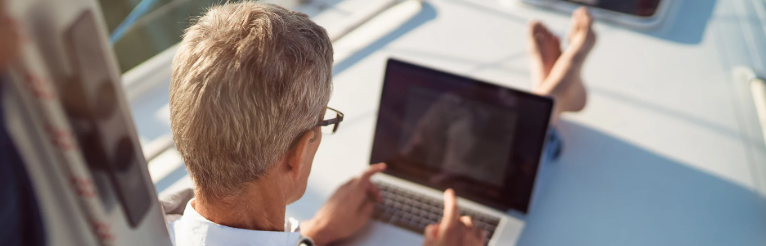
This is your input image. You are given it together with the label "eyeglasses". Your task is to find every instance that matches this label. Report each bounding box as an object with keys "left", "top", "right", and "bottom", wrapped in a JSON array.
[{"left": 318, "top": 107, "right": 344, "bottom": 134}]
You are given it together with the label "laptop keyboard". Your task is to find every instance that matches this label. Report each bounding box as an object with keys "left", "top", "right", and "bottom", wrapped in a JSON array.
[{"left": 372, "top": 181, "right": 501, "bottom": 242}]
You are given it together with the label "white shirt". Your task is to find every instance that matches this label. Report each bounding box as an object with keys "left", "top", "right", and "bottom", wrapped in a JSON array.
[{"left": 168, "top": 199, "right": 303, "bottom": 246}]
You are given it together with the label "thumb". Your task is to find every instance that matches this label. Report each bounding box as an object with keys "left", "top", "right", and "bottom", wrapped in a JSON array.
[{"left": 423, "top": 224, "right": 439, "bottom": 245}]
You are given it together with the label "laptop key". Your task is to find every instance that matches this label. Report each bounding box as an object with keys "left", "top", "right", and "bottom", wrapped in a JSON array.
[{"left": 418, "top": 210, "right": 429, "bottom": 218}]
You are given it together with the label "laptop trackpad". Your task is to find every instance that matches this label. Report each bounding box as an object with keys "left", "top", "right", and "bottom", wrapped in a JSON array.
[{"left": 336, "top": 221, "right": 424, "bottom": 246}]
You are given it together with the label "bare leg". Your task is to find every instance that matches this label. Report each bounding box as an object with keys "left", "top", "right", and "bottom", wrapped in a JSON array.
[
  {"left": 528, "top": 20, "right": 561, "bottom": 89},
  {"left": 528, "top": 7, "right": 596, "bottom": 124}
]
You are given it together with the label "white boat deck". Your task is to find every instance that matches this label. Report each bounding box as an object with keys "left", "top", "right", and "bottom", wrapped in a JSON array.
[{"left": 125, "top": 0, "right": 766, "bottom": 245}]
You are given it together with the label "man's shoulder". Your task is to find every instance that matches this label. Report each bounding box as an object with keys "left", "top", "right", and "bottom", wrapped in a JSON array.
[
  {"left": 166, "top": 216, "right": 181, "bottom": 246},
  {"left": 169, "top": 214, "right": 305, "bottom": 246}
]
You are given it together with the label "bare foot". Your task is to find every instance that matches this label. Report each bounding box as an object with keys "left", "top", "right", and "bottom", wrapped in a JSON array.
[
  {"left": 527, "top": 21, "right": 561, "bottom": 88},
  {"left": 532, "top": 7, "right": 596, "bottom": 123},
  {"left": 564, "top": 7, "right": 596, "bottom": 61}
]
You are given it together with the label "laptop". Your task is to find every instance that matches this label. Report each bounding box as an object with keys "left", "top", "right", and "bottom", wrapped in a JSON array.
[{"left": 338, "top": 59, "right": 554, "bottom": 246}]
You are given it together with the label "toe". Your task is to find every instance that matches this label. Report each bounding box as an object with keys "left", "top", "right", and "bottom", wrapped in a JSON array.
[
  {"left": 574, "top": 7, "right": 593, "bottom": 31},
  {"left": 529, "top": 21, "right": 555, "bottom": 38},
  {"left": 530, "top": 21, "right": 558, "bottom": 46},
  {"left": 568, "top": 7, "right": 594, "bottom": 41},
  {"left": 528, "top": 21, "right": 544, "bottom": 36},
  {"left": 574, "top": 7, "right": 589, "bottom": 20},
  {"left": 528, "top": 21, "right": 545, "bottom": 49}
]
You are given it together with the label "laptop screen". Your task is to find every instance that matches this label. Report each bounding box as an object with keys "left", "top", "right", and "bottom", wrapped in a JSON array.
[
  {"left": 370, "top": 59, "right": 553, "bottom": 213},
  {"left": 561, "top": 0, "right": 662, "bottom": 17}
]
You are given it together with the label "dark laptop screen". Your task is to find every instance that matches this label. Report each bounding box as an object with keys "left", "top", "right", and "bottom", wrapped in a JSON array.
[{"left": 370, "top": 59, "right": 553, "bottom": 213}]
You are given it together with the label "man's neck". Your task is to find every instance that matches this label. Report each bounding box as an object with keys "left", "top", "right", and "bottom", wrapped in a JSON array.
[{"left": 193, "top": 176, "right": 288, "bottom": 232}]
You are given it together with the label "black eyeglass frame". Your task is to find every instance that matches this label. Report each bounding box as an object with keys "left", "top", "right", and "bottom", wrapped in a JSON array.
[{"left": 317, "top": 107, "right": 344, "bottom": 133}]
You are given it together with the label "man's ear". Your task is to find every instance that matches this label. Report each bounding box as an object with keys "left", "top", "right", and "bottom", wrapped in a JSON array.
[{"left": 285, "top": 129, "right": 317, "bottom": 179}]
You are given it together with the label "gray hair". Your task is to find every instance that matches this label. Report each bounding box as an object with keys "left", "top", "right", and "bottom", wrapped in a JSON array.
[{"left": 169, "top": 1, "right": 333, "bottom": 199}]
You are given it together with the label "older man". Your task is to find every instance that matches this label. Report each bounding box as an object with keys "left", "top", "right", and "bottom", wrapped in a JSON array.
[
  {"left": 167, "top": 2, "right": 487, "bottom": 245},
  {"left": 167, "top": 1, "right": 595, "bottom": 246}
]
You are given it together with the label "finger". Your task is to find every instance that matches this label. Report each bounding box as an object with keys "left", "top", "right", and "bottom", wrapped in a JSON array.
[
  {"left": 460, "top": 216, "right": 474, "bottom": 228},
  {"left": 424, "top": 224, "right": 439, "bottom": 239},
  {"left": 469, "top": 224, "right": 483, "bottom": 241},
  {"left": 359, "top": 163, "right": 386, "bottom": 182},
  {"left": 476, "top": 227, "right": 486, "bottom": 242},
  {"left": 346, "top": 180, "right": 369, "bottom": 205},
  {"left": 366, "top": 181, "right": 382, "bottom": 202},
  {"left": 462, "top": 226, "right": 486, "bottom": 246},
  {"left": 478, "top": 229, "right": 488, "bottom": 245},
  {"left": 440, "top": 189, "right": 459, "bottom": 230},
  {"left": 460, "top": 215, "right": 484, "bottom": 242}
]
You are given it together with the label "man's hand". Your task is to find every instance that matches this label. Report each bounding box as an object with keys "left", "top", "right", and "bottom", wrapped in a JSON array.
[
  {"left": 423, "top": 189, "right": 486, "bottom": 246},
  {"left": 302, "top": 163, "right": 386, "bottom": 245}
]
